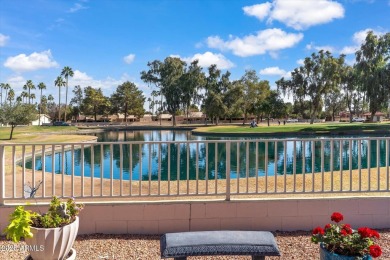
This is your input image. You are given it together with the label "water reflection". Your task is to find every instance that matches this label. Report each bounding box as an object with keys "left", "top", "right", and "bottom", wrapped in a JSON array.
[{"left": 24, "top": 131, "right": 390, "bottom": 181}]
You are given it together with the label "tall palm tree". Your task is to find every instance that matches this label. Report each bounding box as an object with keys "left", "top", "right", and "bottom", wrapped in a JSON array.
[
  {"left": 3, "top": 83, "right": 10, "bottom": 104},
  {"left": 0, "top": 83, "right": 4, "bottom": 105},
  {"left": 48, "top": 94, "right": 54, "bottom": 103},
  {"left": 30, "top": 93, "right": 36, "bottom": 104},
  {"left": 21, "top": 91, "right": 28, "bottom": 103},
  {"left": 61, "top": 66, "right": 74, "bottom": 122},
  {"left": 55, "top": 76, "right": 65, "bottom": 121},
  {"left": 23, "top": 80, "right": 35, "bottom": 104},
  {"left": 37, "top": 82, "right": 47, "bottom": 125},
  {"left": 7, "top": 89, "right": 15, "bottom": 105}
]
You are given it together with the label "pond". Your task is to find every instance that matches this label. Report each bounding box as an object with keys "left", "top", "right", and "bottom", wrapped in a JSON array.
[{"left": 24, "top": 130, "right": 390, "bottom": 181}]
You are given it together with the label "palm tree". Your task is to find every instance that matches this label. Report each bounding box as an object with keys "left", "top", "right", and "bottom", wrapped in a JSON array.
[
  {"left": 30, "top": 93, "right": 36, "bottom": 104},
  {"left": 55, "top": 76, "right": 65, "bottom": 121},
  {"left": 21, "top": 91, "right": 28, "bottom": 103},
  {"left": 61, "top": 66, "right": 74, "bottom": 122},
  {"left": 23, "top": 80, "right": 35, "bottom": 104},
  {"left": 3, "top": 83, "right": 10, "bottom": 104},
  {"left": 7, "top": 89, "right": 15, "bottom": 105},
  {"left": 37, "top": 82, "right": 47, "bottom": 125},
  {"left": 0, "top": 83, "right": 4, "bottom": 105},
  {"left": 48, "top": 94, "right": 54, "bottom": 103}
]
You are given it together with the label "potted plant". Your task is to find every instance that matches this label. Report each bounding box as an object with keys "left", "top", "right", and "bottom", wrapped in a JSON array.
[
  {"left": 3, "top": 196, "right": 84, "bottom": 260},
  {"left": 311, "top": 212, "right": 382, "bottom": 259}
]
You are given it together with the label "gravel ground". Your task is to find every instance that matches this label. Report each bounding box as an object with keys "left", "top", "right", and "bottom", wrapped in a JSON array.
[{"left": 1, "top": 229, "right": 389, "bottom": 260}]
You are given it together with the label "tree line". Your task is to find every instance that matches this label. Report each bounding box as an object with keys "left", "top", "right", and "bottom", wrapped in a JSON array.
[{"left": 0, "top": 31, "right": 389, "bottom": 135}]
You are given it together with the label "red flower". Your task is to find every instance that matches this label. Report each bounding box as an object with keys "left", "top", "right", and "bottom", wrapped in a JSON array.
[
  {"left": 371, "top": 229, "right": 380, "bottom": 239},
  {"left": 369, "top": 245, "right": 382, "bottom": 258},
  {"left": 331, "top": 212, "right": 344, "bottom": 223},
  {"left": 358, "top": 227, "right": 371, "bottom": 238},
  {"left": 312, "top": 226, "right": 325, "bottom": 235},
  {"left": 324, "top": 224, "right": 332, "bottom": 230},
  {"left": 358, "top": 227, "right": 380, "bottom": 239},
  {"left": 342, "top": 224, "right": 353, "bottom": 235},
  {"left": 340, "top": 229, "right": 348, "bottom": 236}
]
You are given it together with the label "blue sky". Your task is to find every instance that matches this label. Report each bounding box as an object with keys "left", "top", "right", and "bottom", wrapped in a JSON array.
[{"left": 0, "top": 0, "right": 389, "bottom": 109}]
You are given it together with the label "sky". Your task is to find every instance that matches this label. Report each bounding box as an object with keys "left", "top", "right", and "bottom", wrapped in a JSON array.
[{"left": 0, "top": 0, "right": 389, "bottom": 110}]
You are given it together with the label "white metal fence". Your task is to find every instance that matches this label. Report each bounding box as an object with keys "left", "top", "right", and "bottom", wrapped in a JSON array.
[{"left": 1, "top": 137, "right": 389, "bottom": 204}]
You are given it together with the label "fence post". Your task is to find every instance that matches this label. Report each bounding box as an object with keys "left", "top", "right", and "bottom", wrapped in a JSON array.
[
  {"left": 0, "top": 145, "right": 5, "bottom": 205},
  {"left": 225, "top": 142, "right": 231, "bottom": 201}
]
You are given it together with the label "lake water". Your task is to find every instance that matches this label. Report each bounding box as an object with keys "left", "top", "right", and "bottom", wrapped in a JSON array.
[{"left": 25, "top": 130, "right": 390, "bottom": 181}]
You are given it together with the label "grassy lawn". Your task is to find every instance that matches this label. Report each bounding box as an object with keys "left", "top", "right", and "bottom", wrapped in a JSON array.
[
  {"left": 0, "top": 126, "right": 91, "bottom": 143},
  {"left": 194, "top": 122, "right": 390, "bottom": 134}
]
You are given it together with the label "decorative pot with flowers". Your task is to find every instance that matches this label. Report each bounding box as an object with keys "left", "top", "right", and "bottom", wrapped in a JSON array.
[
  {"left": 311, "top": 212, "right": 382, "bottom": 259},
  {"left": 3, "top": 196, "right": 84, "bottom": 260}
]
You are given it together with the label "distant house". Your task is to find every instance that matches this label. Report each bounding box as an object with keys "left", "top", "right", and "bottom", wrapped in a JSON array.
[
  {"left": 158, "top": 114, "right": 172, "bottom": 121},
  {"left": 140, "top": 114, "right": 153, "bottom": 122},
  {"left": 363, "top": 112, "right": 386, "bottom": 122},
  {"left": 31, "top": 114, "right": 51, "bottom": 126},
  {"left": 115, "top": 113, "right": 137, "bottom": 122}
]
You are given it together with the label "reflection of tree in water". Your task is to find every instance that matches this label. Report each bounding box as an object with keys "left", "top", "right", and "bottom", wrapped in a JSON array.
[{"left": 23, "top": 131, "right": 390, "bottom": 181}]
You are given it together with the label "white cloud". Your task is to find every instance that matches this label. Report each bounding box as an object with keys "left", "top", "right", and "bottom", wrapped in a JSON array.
[
  {"left": 195, "top": 42, "right": 203, "bottom": 48},
  {"left": 243, "top": 0, "right": 344, "bottom": 30},
  {"left": 69, "top": 70, "right": 136, "bottom": 92},
  {"left": 123, "top": 54, "right": 135, "bottom": 64},
  {"left": 306, "top": 43, "right": 335, "bottom": 53},
  {"left": 207, "top": 28, "right": 303, "bottom": 57},
  {"left": 340, "top": 28, "right": 384, "bottom": 55},
  {"left": 0, "top": 33, "right": 10, "bottom": 47},
  {"left": 68, "top": 3, "right": 88, "bottom": 13},
  {"left": 4, "top": 50, "right": 59, "bottom": 72},
  {"left": 173, "top": 52, "right": 235, "bottom": 70},
  {"left": 296, "top": 59, "right": 304, "bottom": 65},
  {"left": 259, "top": 66, "right": 287, "bottom": 76},
  {"left": 73, "top": 70, "right": 93, "bottom": 81},
  {"left": 243, "top": 2, "right": 272, "bottom": 21},
  {"left": 340, "top": 46, "right": 358, "bottom": 55},
  {"left": 352, "top": 28, "right": 383, "bottom": 44}
]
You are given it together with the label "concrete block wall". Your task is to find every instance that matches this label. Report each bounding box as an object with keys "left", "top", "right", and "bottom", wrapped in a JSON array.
[{"left": 0, "top": 197, "right": 389, "bottom": 235}]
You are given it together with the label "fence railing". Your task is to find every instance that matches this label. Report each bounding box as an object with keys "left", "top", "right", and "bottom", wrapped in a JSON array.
[{"left": 0, "top": 137, "right": 389, "bottom": 204}]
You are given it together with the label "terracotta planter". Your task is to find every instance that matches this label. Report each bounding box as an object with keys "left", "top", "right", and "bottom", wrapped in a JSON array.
[
  {"left": 25, "top": 216, "right": 79, "bottom": 260},
  {"left": 320, "top": 243, "right": 372, "bottom": 260}
]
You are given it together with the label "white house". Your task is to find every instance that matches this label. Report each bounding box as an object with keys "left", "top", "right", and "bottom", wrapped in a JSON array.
[
  {"left": 363, "top": 112, "right": 386, "bottom": 122},
  {"left": 31, "top": 114, "right": 51, "bottom": 126}
]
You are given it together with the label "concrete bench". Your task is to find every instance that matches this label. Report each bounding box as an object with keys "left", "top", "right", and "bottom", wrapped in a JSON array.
[{"left": 160, "top": 230, "right": 280, "bottom": 260}]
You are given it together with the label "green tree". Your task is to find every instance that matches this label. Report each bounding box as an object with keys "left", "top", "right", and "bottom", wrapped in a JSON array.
[
  {"left": 110, "top": 81, "right": 145, "bottom": 122},
  {"left": 325, "top": 91, "right": 345, "bottom": 121},
  {"left": 240, "top": 70, "right": 269, "bottom": 124},
  {"left": 223, "top": 80, "right": 244, "bottom": 123},
  {"left": 203, "top": 65, "right": 227, "bottom": 125},
  {"left": 277, "top": 50, "right": 341, "bottom": 124},
  {"left": 340, "top": 65, "right": 358, "bottom": 122},
  {"left": 37, "top": 82, "right": 46, "bottom": 125},
  {"left": 0, "top": 103, "right": 37, "bottom": 140},
  {"left": 260, "top": 90, "right": 286, "bottom": 126},
  {"left": 180, "top": 60, "right": 205, "bottom": 122},
  {"left": 7, "top": 89, "right": 15, "bottom": 105},
  {"left": 54, "top": 76, "right": 65, "bottom": 121},
  {"left": 141, "top": 60, "right": 164, "bottom": 124},
  {"left": 81, "top": 86, "right": 110, "bottom": 121},
  {"left": 2, "top": 83, "right": 11, "bottom": 106},
  {"left": 70, "top": 85, "right": 83, "bottom": 122},
  {"left": 356, "top": 31, "right": 390, "bottom": 121},
  {"left": 0, "top": 83, "right": 4, "bottom": 105},
  {"left": 23, "top": 80, "right": 35, "bottom": 104},
  {"left": 61, "top": 66, "right": 74, "bottom": 122}
]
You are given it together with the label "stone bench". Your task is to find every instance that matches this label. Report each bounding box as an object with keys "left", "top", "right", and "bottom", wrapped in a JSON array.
[{"left": 160, "top": 230, "right": 280, "bottom": 260}]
